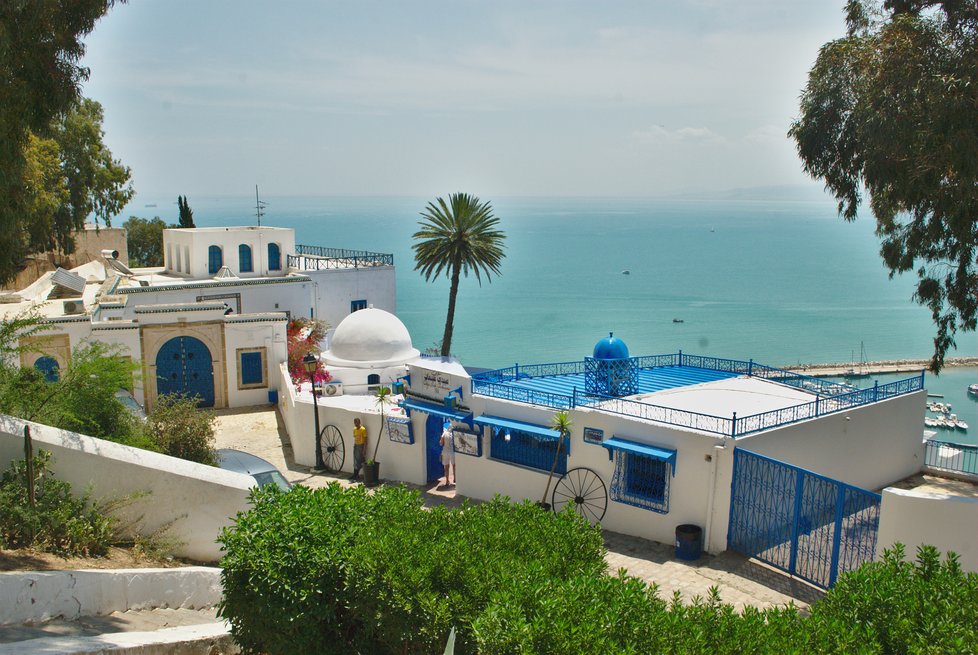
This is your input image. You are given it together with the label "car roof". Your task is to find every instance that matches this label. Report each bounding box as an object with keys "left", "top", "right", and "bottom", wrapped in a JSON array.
[{"left": 216, "top": 448, "right": 280, "bottom": 476}]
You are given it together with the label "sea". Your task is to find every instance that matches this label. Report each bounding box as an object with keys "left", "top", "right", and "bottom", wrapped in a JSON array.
[{"left": 123, "top": 194, "right": 978, "bottom": 445}]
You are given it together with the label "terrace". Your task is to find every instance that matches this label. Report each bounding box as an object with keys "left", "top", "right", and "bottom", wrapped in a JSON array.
[
  {"left": 471, "top": 352, "right": 925, "bottom": 438},
  {"left": 288, "top": 245, "right": 394, "bottom": 271}
]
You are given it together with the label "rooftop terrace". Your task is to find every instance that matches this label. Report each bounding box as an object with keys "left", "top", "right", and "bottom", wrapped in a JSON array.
[{"left": 472, "top": 353, "right": 925, "bottom": 438}]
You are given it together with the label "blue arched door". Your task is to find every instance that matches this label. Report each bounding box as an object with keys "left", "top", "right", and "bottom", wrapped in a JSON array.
[
  {"left": 34, "top": 356, "right": 60, "bottom": 382},
  {"left": 156, "top": 336, "right": 215, "bottom": 407}
]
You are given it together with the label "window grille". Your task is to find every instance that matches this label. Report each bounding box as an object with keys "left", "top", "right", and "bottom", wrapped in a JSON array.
[
  {"left": 239, "top": 244, "right": 253, "bottom": 272},
  {"left": 610, "top": 450, "right": 670, "bottom": 513},
  {"left": 351, "top": 299, "right": 368, "bottom": 312},
  {"left": 489, "top": 426, "right": 567, "bottom": 474}
]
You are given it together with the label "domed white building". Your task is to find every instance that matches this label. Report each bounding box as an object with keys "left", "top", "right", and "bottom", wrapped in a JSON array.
[{"left": 320, "top": 308, "right": 421, "bottom": 394}]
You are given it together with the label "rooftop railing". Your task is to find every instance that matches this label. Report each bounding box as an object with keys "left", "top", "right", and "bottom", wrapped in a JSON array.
[
  {"left": 471, "top": 353, "right": 925, "bottom": 437},
  {"left": 289, "top": 245, "right": 394, "bottom": 270}
]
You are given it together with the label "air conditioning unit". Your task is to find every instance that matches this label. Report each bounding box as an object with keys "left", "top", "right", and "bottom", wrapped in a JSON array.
[
  {"left": 322, "top": 382, "right": 343, "bottom": 397},
  {"left": 63, "top": 300, "right": 84, "bottom": 315}
]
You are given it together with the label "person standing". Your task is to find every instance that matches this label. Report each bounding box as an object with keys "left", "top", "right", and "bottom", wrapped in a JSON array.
[
  {"left": 350, "top": 417, "right": 367, "bottom": 482},
  {"left": 440, "top": 421, "right": 456, "bottom": 486}
]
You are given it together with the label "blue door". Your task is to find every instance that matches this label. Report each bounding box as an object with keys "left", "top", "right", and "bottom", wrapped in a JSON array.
[
  {"left": 426, "top": 414, "right": 444, "bottom": 483},
  {"left": 34, "top": 356, "right": 60, "bottom": 382},
  {"left": 156, "top": 336, "right": 215, "bottom": 407}
]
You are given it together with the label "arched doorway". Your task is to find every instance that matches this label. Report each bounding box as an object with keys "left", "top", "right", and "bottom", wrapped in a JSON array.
[{"left": 155, "top": 336, "right": 215, "bottom": 407}]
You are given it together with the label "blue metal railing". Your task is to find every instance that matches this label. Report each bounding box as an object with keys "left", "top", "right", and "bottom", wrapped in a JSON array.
[
  {"left": 924, "top": 440, "right": 978, "bottom": 476},
  {"left": 289, "top": 245, "right": 394, "bottom": 270},
  {"left": 471, "top": 354, "right": 925, "bottom": 437}
]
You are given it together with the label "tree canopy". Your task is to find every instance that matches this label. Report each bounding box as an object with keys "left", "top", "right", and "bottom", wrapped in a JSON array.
[
  {"left": 0, "top": 1, "right": 123, "bottom": 283},
  {"left": 124, "top": 216, "right": 167, "bottom": 267},
  {"left": 178, "top": 195, "right": 195, "bottom": 228},
  {"left": 412, "top": 193, "right": 506, "bottom": 357},
  {"left": 789, "top": 0, "right": 978, "bottom": 371}
]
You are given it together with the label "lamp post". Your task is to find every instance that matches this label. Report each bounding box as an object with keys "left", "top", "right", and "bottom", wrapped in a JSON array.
[{"left": 303, "top": 353, "right": 325, "bottom": 470}]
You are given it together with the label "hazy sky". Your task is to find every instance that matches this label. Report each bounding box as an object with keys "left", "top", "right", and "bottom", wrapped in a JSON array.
[{"left": 80, "top": 1, "right": 849, "bottom": 199}]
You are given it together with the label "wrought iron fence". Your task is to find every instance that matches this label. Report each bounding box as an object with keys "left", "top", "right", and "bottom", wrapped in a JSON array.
[
  {"left": 470, "top": 380, "right": 575, "bottom": 410},
  {"left": 924, "top": 440, "right": 978, "bottom": 476},
  {"left": 589, "top": 394, "right": 733, "bottom": 435},
  {"left": 289, "top": 245, "right": 394, "bottom": 270}
]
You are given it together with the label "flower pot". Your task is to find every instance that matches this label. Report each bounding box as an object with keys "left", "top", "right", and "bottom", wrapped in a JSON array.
[{"left": 363, "top": 461, "right": 380, "bottom": 487}]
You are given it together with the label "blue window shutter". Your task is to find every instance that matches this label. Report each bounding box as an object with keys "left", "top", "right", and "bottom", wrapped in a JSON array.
[
  {"left": 268, "top": 243, "right": 281, "bottom": 271},
  {"left": 208, "top": 246, "right": 223, "bottom": 274},
  {"left": 240, "top": 351, "right": 264, "bottom": 386},
  {"left": 239, "top": 244, "right": 253, "bottom": 272}
]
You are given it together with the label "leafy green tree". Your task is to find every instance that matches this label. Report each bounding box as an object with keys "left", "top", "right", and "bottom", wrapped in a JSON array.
[
  {"left": 0, "top": 0, "right": 123, "bottom": 283},
  {"left": 412, "top": 193, "right": 506, "bottom": 357},
  {"left": 124, "top": 216, "right": 167, "bottom": 267},
  {"left": 177, "top": 195, "right": 195, "bottom": 228},
  {"left": 146, "top": 395, "right": 217, "bottom": 465},
  {"left": 789, "top": 1, "right": 978, "bottom": 371}
]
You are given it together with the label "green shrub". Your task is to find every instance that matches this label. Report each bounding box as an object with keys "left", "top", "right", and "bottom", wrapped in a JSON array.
[
  {"left": 0, "top": 450, "right": 113, "bottom": 556},
  {"left": 147, "top": 394, "right": 217, "bottom": 465},
  {"left": 218, "top": 484, "right": 605, "bottom": 655}
]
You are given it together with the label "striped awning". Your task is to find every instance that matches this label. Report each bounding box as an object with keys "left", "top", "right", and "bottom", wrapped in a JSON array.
[{"left": 601, "top": 437, "right": 677, "bottom": 475}]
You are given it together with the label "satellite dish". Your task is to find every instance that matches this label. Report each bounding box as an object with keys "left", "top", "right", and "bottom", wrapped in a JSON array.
[{"left": 103, "top": 256, "right": 134, "bottom": 277}]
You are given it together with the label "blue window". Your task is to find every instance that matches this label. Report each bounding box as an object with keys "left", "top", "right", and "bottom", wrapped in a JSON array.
[
  {"left": 238, "top": 244, "right": 253, "bottom": 272},
  {"left": 489, "top": 426, "right": 568, "bottom": 474},
  {"left": 610, "top": 452, "right": 671, "bottom": 513},
  {"left": 208, "top": 245, "right": 223, "bottom": 274},
  {"left": 237, "top": 348, "right": 267, "bottom": 388},
  {"left": 351, "top": 299, "right": 368, "bottom": 312},
  {"left": 34, "top": 356, "right": 60, "bottom": 383},
  {"left": 268, "top": 243, "right": 281, "bottom": 271}
]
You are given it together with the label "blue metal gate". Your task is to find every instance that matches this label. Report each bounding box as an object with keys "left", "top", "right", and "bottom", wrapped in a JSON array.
[
  {"left": 156, "top": 336, "right": 215, "bottom": 407},
  {"left": 426, "top": 414, "right": 444, "bottom": 483},
  {"left": 727, "top": 448, "right": 881, "bottom": 589}
]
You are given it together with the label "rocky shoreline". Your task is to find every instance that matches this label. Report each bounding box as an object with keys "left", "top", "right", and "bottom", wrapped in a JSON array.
[{"left": 785, "top": 357, "right": 978, "bottom": 376}]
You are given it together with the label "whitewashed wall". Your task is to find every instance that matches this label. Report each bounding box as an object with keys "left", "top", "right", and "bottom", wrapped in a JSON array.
[
  {"left": 223, "top": 317, "right": 288, "bottom": 407},
  {"left": 877, "top": 486, "right": 978, "bottom": 573},
  {"left": 308, "top": 267, "right": 396, "bottom": 332},
  {"left": 164, "top": 227, "right": 295, "bottom": 279},
  {"left": 734, "top": 390, "right": 927, "bottom": 490},
  {"left": 0, "top": 416, "right": 252, "bottom": 562}
]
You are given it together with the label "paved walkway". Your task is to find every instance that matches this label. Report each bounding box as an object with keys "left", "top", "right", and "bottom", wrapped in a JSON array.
[{"left": 212, "top": 406, "right": 823, "bottom": 611}]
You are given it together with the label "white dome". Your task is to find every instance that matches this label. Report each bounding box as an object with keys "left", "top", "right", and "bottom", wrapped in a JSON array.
[{"left": 324, "top": 308, "right": 420, "bottom": 367}]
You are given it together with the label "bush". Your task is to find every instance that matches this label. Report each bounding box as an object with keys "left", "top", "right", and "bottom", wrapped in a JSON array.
[
  {"left": 0, "top": 450, "right": 113, "bottom": 556},
  {"left": 218, "top": 484, "right": 605, "bottom": 655},
  {"left": 146, "top": 394, "right": 217, "bottom": 465}
]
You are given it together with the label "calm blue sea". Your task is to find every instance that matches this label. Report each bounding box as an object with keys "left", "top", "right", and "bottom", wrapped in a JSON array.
[{"left": 123, "top": 195, "right": 978, "bottom": 444}]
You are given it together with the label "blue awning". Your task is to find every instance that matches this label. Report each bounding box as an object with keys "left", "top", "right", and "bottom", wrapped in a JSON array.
[
  {"left": 602, "top": 437, "right": 677, "bottom": 475},
  {"left": 473, "top": 415, "right": 560, "bottom": 440},
  {"left": 399, "top": 398, "right": 473, "bottom": 425}
]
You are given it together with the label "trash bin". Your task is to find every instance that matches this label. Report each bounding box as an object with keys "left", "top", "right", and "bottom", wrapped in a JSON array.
[
  {"left": 268, "top": 389, "right": 279, "bottom": 404},
  {"left": 675, "top": 524, "right": 703, "bottom": 561}
]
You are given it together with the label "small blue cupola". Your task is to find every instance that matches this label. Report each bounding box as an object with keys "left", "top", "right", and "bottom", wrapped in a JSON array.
[
  {"left": 585, "top": 332, "right": 638, "bottom": 397},
  {"left": 593, "top": 332, "right": 630, "bottom": 360}
]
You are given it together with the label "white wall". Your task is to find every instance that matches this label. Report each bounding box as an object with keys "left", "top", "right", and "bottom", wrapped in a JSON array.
[
  {"left": 308, "top": 267, "right": 396, "bottom": 331},
  {"left": 223, "top": 317, "right": 288, "bottom": 407},
  {"left": 735, "top": 390, "right": 927, "bottom": 490},
  {"left": 0, "top": 416, "right": 252, "bottom": 562},
  {"left": 164, "top": 227, "right": 295, "bottom": 279},
  {"left": 877, "top": 486, "right": 978, "bottom": 573}
]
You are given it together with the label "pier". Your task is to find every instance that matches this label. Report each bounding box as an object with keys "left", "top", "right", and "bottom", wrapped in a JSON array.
[{"left": 785, "top": 357, "right": 978, "bottom": 378}]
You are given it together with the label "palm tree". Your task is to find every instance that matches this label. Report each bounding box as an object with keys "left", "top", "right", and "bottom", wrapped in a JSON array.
[
  {"left": 369, "top": 385, "right": 392, "bottom": 463},
  {"left": 412, "top": 193, "right": 506, "bottom": 357},
  {"left": 541, "top": 411, "right": 573, "bottom": 508}
]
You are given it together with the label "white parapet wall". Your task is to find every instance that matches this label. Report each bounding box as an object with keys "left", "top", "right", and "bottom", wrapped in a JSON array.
[
  {"left": 0, "top": 415, "right": 253, "bottom": 562},
  {"left": 877, "top": 486, "right": 978, "bottom": 573}
]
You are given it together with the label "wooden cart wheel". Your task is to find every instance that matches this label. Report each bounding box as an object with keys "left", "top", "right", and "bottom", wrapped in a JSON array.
[
  {"left": 319, "top": 424, "right": 345, "bottom": 473},
  {"left": 551, "top": 467, "right": 608, "bottom": 522}
]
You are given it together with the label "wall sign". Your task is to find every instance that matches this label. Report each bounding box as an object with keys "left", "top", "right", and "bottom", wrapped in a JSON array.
[
  {"left": 453, "top": 430, "right": 482, "bottom": 457},
  {"left": 387, "top": 416, "right": 413, "bottom": 444},
  {"left": 583, "top": 427, "right": 604, "bottom": 444}
]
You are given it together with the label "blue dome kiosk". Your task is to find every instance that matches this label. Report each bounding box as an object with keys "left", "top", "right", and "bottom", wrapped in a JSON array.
[{"left": 585, "top": 332, "right": 638, "bottom": 397}]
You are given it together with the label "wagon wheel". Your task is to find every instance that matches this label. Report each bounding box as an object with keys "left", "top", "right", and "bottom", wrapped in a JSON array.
[
  {"left": 551, "top": 467, "right": 608, "bottom": 522},
  {"left": 319, "top": 424, "right": 345, "bottom": 473}
]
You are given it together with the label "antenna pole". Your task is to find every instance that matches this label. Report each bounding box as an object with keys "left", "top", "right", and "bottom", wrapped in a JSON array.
[{"left": 255, "top": 185, "right": 262, "bottom": 226}]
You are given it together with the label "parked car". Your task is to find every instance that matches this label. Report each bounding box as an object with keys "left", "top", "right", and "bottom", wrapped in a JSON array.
[
  {"left": 115, "top": 389, "right": 147, "bottom": 420},
  {"left": 217, "top": 449, "right": 292, "bottom": 492}
]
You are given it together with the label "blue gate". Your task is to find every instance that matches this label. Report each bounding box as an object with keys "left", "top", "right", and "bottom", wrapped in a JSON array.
[
  {"left": 727, "top": 448, "right": 881, "bottom": 589},
  {"left": 426, "top": 414, "right": 444, "bottom": 483},
  {"left": 156, "top": 336, "right": 215, "bottom": 407}
]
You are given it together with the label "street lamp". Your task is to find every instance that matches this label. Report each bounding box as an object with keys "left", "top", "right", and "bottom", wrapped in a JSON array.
[{"left": 302, "top": 353, "right": 325, "bottom": 470}]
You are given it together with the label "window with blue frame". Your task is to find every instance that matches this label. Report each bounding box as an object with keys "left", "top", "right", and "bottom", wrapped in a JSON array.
[
  {"left": 33, "top": 356, "right": 60, "bottom": 382},
  {"left": 208, "top": 245, "right": 223, "bottom": 274},
  {"left": 236, "top": 347, "right": 267, "bottom": 389},
  {"left": 610, "top": 451, "right": 671, "bottom": 513},
  {"left": 268, "top": 243, "right": 281, "bottom": 271},
  {"left": 351, "top": 299, "right": 368, "bottom": 312},
  {"left": 489, "top": 426, "right": 568, "bottom": 474},
  {"left": 238, "top": 244, "right": 253, "bottom": 272}
]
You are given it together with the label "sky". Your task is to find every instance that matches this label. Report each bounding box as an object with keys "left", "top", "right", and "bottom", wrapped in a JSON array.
[{"left": 80, "top": 0, "right": 850, "bottom": 200}]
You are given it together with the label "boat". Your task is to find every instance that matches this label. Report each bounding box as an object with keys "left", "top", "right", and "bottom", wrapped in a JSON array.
[
  {"left": 672, "top": 318, "right": 684, "bottom": 324},
  {"left": 843, "top": 342, "right": 871, "bottom": 380},
  {"left": 621, "top": 270, "right": 630, "bottom": 275},
  {"left": 968, "top": 383, "right": 978, "bottom": 397}
]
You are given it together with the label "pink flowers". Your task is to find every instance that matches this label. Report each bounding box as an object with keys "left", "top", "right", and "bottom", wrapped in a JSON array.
[{"left": 287, "top": 318, "right": 332, "bottom": 387}]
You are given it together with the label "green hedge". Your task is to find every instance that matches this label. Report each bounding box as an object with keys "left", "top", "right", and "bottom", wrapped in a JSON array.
[{"left": 219, "top": 484, "right": 978, "bottom": 655}]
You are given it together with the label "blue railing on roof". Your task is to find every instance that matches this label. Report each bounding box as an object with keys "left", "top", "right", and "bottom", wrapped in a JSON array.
[
  {"left": 924, "top": 440, "right": 978, "bottom": 476},
  {"left": 289, "top": 245, "right": 393, "bottom": 270},
  {"left": 471, "top": 354, "right": 925, "bottom": 437}
]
